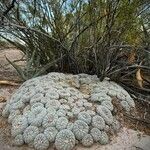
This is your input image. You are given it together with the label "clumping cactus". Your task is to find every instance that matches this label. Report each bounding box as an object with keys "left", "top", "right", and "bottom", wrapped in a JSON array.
[
  {"left": 104, "top": 125, "right": 110, "bottom": 132},
  {"left": 45, "top": 91, "right": 59, "bottom": 100},
  {"left": 23, "top": 125, "right": 39, "bottom": 144},
  {"left": 83, "top": 102, "right": 92, "bottom": 109},
  {"left": 78, "top": 112, "right": 92, "bottom": 125},
  {"left": 67, "top": 111, "right": 74, "bottom": 119},
  {"left": 34, "top": 86, "right": 44, "bottom": 93},
  {"left": 38, "top": 127, "right": 45, "bottom": 133},
  {"left": 8, "top": 109, "right": 21, "bottom": 123},
  {"left": 101, "top": 101, "right": 113, "bottom": 111},
  {"left": 30, "top": 93, "right": 44, "bottom": 104},
  {"left": 34, "top": 133, "right": 49, "bottom": 150},
  {"left": 90, "top": 128, "right": 102, "bottom": 142},
  {"left": 72, "top": 120, "right": 89, "bottom": 140},
  {"left": 81, "top": 134, "right": 94, "bottom": 147},
  {"left": 2, "top": 73, "right": 135, "bottom": 150},
  {"left": 57, "top": 109, "right": 67, "bottom": 117},
  {"left": 13, "top": 134, "right": 24, "bottom": 146},
  {"left": 60, "top": 104, "right": 70, "bottom": 110},
  {"left": 10, "top": 100, "right": 25, "bottom": 111},
  {"left": 21, "top": 90, "right": 36, "bottom": 103},
  {"left": 23, "top": 105, "right": 31, "bottom": 114},
  {"left": 120, "top": 101, "right": 130, "bottom": 112},
  {"left": 67, "top": 87, "right": 79, "bottom": 96},
  {"left": 79, "top": 77, "right": 92, "bottom": 84},
  {"left": 111, "top": 118, "right": 121, "bottom": 133},
  {"left": 58, "top": 89, "right": 71, "bottom": 98},
  {"left": 125, "top": 96, "right": 135, "bottom": 108},
  {"left": 31, "top": 102, "right": 44, "bottom": 109},
  {"left": 55, "top": 129, "right": 75, "bottom": 150},
  {"left": 58, "top": 82, "right": 69, "bottom": 89},
  {"left": 45, "top": 100, "right": 61, "bottom": 110},
  {"left": 40, "top": 97, "right": 50, "bottom": 104},
  {"left": 47, "top": 72, "right": 63, "bottom": 81},
  {"left": 72, "top": 107, "right": 81, "bottom": 116},
  {"left": 67, "top": 97, "right": 75, "bottom": 104},
  {"left": 76, "top": 100, "right": 84, "bottom": 107},
  {"left": 2, "top": 103, "right": 10, "bottom": 117},
  {"left": 47, "top": 107, "right": 57, "bottom": 115},
  {"left": 22, "top": 78, "right": 39, "bottom": 87},
  {"left": 78, "top": 73, "right": 89, "bottom": 78},
  {"left": 42, "top": 113, "right": 58, "bottom": 128},
  {"left": 92, "top": 115, "right": 105, "bottom": 130},
  {"left": 107, "top": 90, "right": 117, "bottom": 97},
  {"left": 96, "top": 105, "right": 113, "bottom": 125},
  {"left": 90, "top": 93, "right": 111, "bottom": 103},
  {"left": 11, "top": 115, "right": 28, "bottom": 137},
  {"left": 99, "top": 131, "right": 109, "bottom": 145},
  {"left": 86, "top": 110, "right": 96, "bottom": 116},
  {"left": 44, "top": 127, "right": 58, "bottom": 142},
  {"left": 80, "top": 106, "right": 85, "bottom": 112},
  {"left": 69, "top": 102, "right": 76, "bottom": 108},
  {"left": 67, "top": 122, "right": 74, "bottom": 131},
  {"left": 9, "top": 92, "right": 22, "bottom": 104},
  {"left": 27, "top": 107, "right": 47, "bottom": 127},
  {"left": 23, "top": 126, "right": 39, "bottom": 143},
  {"left": 59, "top": 99, "right": 68, "bottom": 104},
  {"left": 91, "top": 87, "right": 106, "bottom": 94},
  {"left": 56, "top": 117, "right": 68, "bottom": 131},
  {"left": 116, "top": 92, "right": 126, "bottom": 101}
]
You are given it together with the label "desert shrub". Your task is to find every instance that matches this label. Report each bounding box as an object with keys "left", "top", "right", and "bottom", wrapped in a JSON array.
[{"left": 0, "top": 0, "right": 149, "bottom": 98}]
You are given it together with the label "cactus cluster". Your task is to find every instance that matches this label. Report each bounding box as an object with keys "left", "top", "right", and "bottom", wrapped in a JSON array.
[{"left": 2, "top": 72, "right": 135, "bottom": 150}]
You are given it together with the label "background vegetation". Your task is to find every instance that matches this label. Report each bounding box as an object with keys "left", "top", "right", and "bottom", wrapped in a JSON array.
[{"left": 0, "top": 0, "right": 150, "bottom": 98}]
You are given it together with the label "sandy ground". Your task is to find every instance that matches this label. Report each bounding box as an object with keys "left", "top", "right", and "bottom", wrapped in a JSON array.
[
  {"left": 0, "top": 48, "right": 150, "bottom": 150},
  {"left": 0, "top": 48, "right": 25, "bottom": 81},
  {"left": 0, "top": 48, "right": 24, "bottom": 71}
]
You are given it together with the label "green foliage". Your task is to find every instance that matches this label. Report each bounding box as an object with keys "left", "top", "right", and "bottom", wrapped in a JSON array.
[{"left": 0, "top": 0, "right": 149, "bottom": 82}]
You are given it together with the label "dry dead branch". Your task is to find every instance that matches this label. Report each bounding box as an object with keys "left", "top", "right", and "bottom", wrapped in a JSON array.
[{"left": 0, "top": 80, "right": 20, "bottom": 86}]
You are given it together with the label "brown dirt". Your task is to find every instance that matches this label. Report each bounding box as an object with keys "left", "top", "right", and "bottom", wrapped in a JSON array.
[
  {"left": 112, "top": 98, "right": 150, "bottom": 135},
  {"left": 123, "top": 100, "right": 150, "bottom": 135},
  {"left": 0, "top": 48, "right": 25, "bottom": 81}
]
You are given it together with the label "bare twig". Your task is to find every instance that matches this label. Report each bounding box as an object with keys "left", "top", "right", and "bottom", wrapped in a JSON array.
[
  {"left": 2, "top": 22, "right": 68, "bottom": 52},
  {"left": 0, "top": 80, "right": 20, "bottom": 86},
  {"left": 123, "top": 113, "right": 150, "bottom": 125},
  {"left": 69, "top": 13, "right": 109, "bottom": 52},
  {"left": 108, "top": 65, "right": 150, "bottom": 76},
  {"left": 1, "top": 0, "right": 17, "bottom": 24}
]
